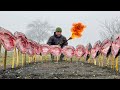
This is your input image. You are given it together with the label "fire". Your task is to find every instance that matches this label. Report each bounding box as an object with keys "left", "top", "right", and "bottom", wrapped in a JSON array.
[{"left": 70, "top": 22, "right": 86, "bottom": 39}]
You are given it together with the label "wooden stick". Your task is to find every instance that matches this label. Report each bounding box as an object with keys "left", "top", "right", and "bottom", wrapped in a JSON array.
[
  {"left": 56, "top": 56, "right": 59, "bottom": 62},
  {"left": 115, "top": 56, "right": 119, "bottom": 74},
  {"left": 101, "top": 55, "right": 103, "bottom": 67},
  {"left": 88, "top": 58, "right": 90, "bottom": 63},
  {"left": 32, "top": 56, "right": 34, "bottom": 62},
  {"left": 22, "top": 54, "right": 24, "bottom": 66},
  {"left": 44, "top": 55, "right": 46, "bottom": 62},
  {"left": 112, "top": 56, "right": 114, "bottom": 70},
  {"left": 81, "top": 57, "right": 83, "bottom": 62},
  {"left": 33, "top": 55, "right": 35, "bottom": 62},
  {"left": 92, "top": 57, "right": 94, "bottom": 64},
  {"left": 40, "top": 55, "right": 42, "bottom": 62},
  {"left": 70, "top": 58, "right": 72, "bottom": 62},
  {"left": 64, "top": 56, "right": 67, "bottom": 61},
  {"left": 28, "top": 56, "right": 31, "bottom": 63},
  {"left": 110, "top": 55, "right": 112, "bottom": 69},
  {"left": 3, "top": 50, "right": 7, "bottom": 70},
  {"left": 35, "top": 54, "right": 37, "bottom": 62},
  {"left": 106, "top": 56, "right": 109, "bottom": 67},
  {"left": 94, "top": 59, "right": 96, "bottom": 65},
  {"left": 16, "top": 50, "right": 20, "bottom": 67},
  {"left": 78, "top": 58, "right": 80, "bottom": 62},
  {"left": 46, "top": 55, "right": 48, "bottom": 62},
  {"left": 0, "top": 44, "right": 1, "bottom": 57},
  {"left": 98, "top": 55, "right": 101, "bottom": 67},
  {"left": 42, "top": 55, "right": 44, "bottom": 62},
  {"left": 12, "top": 47, "right": 16, "bottom": 68},
  {"left": 24, "top": 54, "right": 26, "bottom": 65},
  {"left": 83, "top": 57, "right": 85, "bottom": 62}
]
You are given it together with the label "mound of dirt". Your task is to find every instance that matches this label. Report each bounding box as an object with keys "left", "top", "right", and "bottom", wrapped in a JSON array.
[{"left": 0, "top": 61, "right": 119, "bottom": 79}]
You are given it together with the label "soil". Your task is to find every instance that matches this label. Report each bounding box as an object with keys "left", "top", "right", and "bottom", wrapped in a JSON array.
[{"left": 0, "top": 61, "right": 120, "bottom": 79}]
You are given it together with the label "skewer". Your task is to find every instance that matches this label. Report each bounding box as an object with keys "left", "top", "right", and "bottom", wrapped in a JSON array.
[
  {"left": 88, "top": 57, "right": 90, "bottom": 63},
  {"left": 115, "top": 56, "right": 119, "bottom": 74},
  {"left": 12, "top": 47, "right": 16, "bottom": 68},
  {"left": 22, "top": 54, "right": 25, "bottom": 66},
  {"left": 0, "top": 44, "right": 1, "bottom": 57},
  {"left": 56, "top": 56, "right": 59, "bottom": 62},
  {"left": 110, "top": 55, "right": 112, "bottom": 69},
  {"left": 112, "top": 56, "right": 114, "bottom": 70},
  {"left": 33, "top": 54, "right": 36, "bottom": 62},
  {"left": 81, "top": 57, "right": 84, "bottom": 62},
  {"left": 16, "top": 50, "right": 20, "bottom": 67},
  {"left": 28, "top": 56, "right": 31, "bottom": 63},
  {"left": 46, "top": 55, "right": 48, "bottom": 62},
  {"left": 78, "top": 58, "right": 80, "bottom": 62},
  {"left": 98, "top": 55, "right": 101, "bottom": 67},
  {"left": 40, "top": 54, "right": 42, "bottom": 62},
  {"left": 33, "top": 55, "right": 35, "bottom": 62},
  {"left": 70, "top": 58, "right": 72, "bottom": 62},
  {"left": 106, "top": 56, "right": 109, "bottom": 67},
  {"left": 24, "top": 54, "right": 26, "bottom": 65},
  {"left": 64, "top": 56, "right": 67, "bottom": 61},
  {"left": 3, "top": 50, "right": 7, "bottom": 70},
  {"left": 94, "top": 59, "right": 96, "bottom": 65},
  {"left": 42, "top": 55, "right": 45, "bottom": 62},
  {"left": 101, "top": 54, "right": 103, "bottom": 67},
  {"left": 32, "top": 56, "right": 34, "bottom": 62},
  {"left": 35, "top": 54, "right": 37, "bottom": 62},
  {"left": 44, "top": 55, "right": 47, "bottom": 62}
]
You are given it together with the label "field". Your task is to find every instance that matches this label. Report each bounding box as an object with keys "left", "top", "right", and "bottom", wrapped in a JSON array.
[{"left": 0, "top": 51, "right": 120, "bottom": 79}]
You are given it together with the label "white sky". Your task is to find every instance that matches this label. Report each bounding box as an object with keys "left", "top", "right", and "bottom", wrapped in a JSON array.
[{"left": 0, "top": 11, "right": 120, "bottom": 47}]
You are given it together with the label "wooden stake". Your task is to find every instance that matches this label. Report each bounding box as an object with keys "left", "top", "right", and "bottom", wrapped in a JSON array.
[
  {"left": 44, "top": 55, "right": 46, "bottom": 62},
  {"left": 28, "top": 56, "right": 31, "bottom": 63},
  {"left": 70, "top": 58, "right": 72, "bottom": 62},
  {"left": 46, "top": 55, "right": 48, "bottom": 62},
  {"left": 12, "top": 47, "right": 16, "bottom": 68},
  {"left": 16, "top": 50, "right": 20, "bottom": 67},
  {"left": 115, "top": 56, "right": 119, "bottom": 74},
  {"left": 3, "top": 50, "right": 7, "bottom": 70},
  {"left": 78, "top": 58, "right": 80, "bottom": 62},
  {"left": 88, "top": 58, "right": 90, "bottom": 63},
  {"left": 64, "top": 56, "right": 67, "bottom": 61},
  {"left": 94, "top": 59, "right": 96, "bottom": 65},
  {"left": 98, "top": 55, "right": 101, "bottom": 67},
  {"left": 81, "top": 57, "right": 83, "bottom": 62},
  {"left": 33, "top": 55, "right": 35, "bottom": 62},
  {"left": 35, "top": 54, "right": 37, "bottom": 62},
  {"left": 24, "top": 54, "right": 26, "bottom": 65},
  {"left": 110, "top": 55, "right": 112, "bottom": 69},
  {"left": 42, "top": 55, "right": 44, "bottom": 62},
  {"left": 0, "top": 44, "right": 1, "bottom": 57},
  {"left": 32, "top": 56, "right": 34, "bottom": 62},
  {"left": 22, "top": 54, "right": 24, "bottom": 66},
  {"left": 112, "top": 56, "right": 114, "bottom": 70},
  {"left": 56, "top": 56, "right": 59, "bottom": 62},
  {"left": 40, "top": 55, "right": 42, "bottom": 62},
  {"left": 106, "top": 56, "right": 109, "bottom": 67},
  {"left": 101, "top": 55, "right": 103, "bottom": 67}
]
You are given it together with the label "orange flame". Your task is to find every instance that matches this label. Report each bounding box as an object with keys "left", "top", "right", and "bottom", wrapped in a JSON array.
[{"left": 70, "top": 22, "right": 86, "bottom": 39}]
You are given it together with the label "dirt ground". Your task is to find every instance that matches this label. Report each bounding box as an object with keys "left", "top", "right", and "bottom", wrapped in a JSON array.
[{"left": 0, "top": 61, "right": 120, "bottom": 79}]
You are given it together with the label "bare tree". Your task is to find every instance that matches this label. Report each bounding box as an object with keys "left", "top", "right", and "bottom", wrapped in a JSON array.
[
  {"left": 99, "top": 17, "right": 120, "bottom": 41},
  {"left": 26, "top": 19, "right": 55, "bottom": 43}
]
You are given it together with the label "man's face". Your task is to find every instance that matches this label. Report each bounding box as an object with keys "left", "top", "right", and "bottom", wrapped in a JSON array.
[{"left": 55, "top": 32, "right": 62, "bottom": 37}]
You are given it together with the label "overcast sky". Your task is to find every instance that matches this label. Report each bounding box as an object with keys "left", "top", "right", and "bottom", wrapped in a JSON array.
[{"left": 0, "top": 11, "right": 120, "bottom": 47}]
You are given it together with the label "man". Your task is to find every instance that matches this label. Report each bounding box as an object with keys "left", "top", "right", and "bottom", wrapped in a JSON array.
[{"left": 47, "top": 27, "right": 68, "bottom": 61}]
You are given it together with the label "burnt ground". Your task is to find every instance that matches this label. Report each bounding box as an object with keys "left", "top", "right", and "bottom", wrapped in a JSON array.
[{"left": 0, "top": 61, "right": 120, "bottom": 79}]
